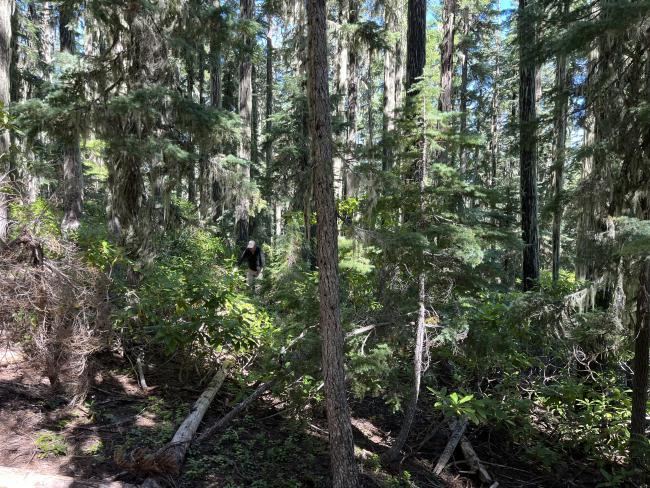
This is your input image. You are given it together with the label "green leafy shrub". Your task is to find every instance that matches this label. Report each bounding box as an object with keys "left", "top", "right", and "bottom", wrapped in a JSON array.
[{"left": 35, "top": 432, "right": 69, "bottom": 458}]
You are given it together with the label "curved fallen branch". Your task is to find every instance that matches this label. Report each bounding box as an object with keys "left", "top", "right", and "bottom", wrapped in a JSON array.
[
  {"left": 433, "top": 417, "right": 468, "bottom": 475},
  {"left": 196, "top": 378, "right": 278, "bottom": 443}
]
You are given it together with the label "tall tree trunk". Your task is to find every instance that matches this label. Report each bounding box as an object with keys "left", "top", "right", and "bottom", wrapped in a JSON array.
[
  {"left": 630, "top": 255, "right": 650, "bottom": 468},
  {"left": 344, "top": 0, "right": 358, "bottom": 198},
  {"left": 367, "top": 48, "right": 373, "bottom": 153},
  {"left": 333, "top": 0, "right": 348, "bottom": 198},
  {"left": 405, "top": 0, "right": 425, "bottom": 94},
  {"left": 187, "top": 54, "right": 196, "bottom": 204},
  {"left": 381, "top": 3, "right": 397, "bottom": 171},
  {"left": 382, "top": 0, "right": 426, "bottom": 463},
  {"left": 210, "top": 0, "right": 223, "bottom": 109},
  {"left": 575, "top": 28, "right": 599, "bottom": 286},
  {"left": 518, "top": 0, "right": 539, "bottom": 291},
  {"left": 551, "top": 2, "right": 569, "bottom": 283},
  {"left": 252, "top": 64, "right": 259, "bottom": 172},
  {"left": 438, "top": 0, "right": 456, "bottom": 113},
  {"left": 198, "top": 47, "right": 205, "bottom": 105},
  {"left": 59, "top": 2, "right": 83, "bottom": 233},
  {"left": 265, "top": 14, "right": 273, "bottom": 169},
  {"left": 489, "top": 0, "right": 501, "bottom": 187},
  {"left": 0, "top": 0, "right": 11, "bottom": 240},
  {"left": 306, "top": 0, "right": 359, "bottom": 485},
  {"left": 236, "top": 0, "right": 253, "bottom": 243},
  {"left": 458, "top": 6, "right": 469, "bottom": 176}
]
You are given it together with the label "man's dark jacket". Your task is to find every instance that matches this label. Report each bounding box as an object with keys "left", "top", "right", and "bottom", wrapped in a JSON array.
[{"left": 237, "top": 246, "right": 265, "bottom": 271}]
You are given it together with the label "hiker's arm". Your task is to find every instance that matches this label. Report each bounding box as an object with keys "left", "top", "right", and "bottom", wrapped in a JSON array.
[{"left": 237, "top": 250, "right": 247, "bottom": 266}]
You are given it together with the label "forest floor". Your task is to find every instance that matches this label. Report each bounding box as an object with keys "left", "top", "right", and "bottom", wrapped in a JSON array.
[{"left": 0, "top": 344, "right": 598, "bottom": 488}]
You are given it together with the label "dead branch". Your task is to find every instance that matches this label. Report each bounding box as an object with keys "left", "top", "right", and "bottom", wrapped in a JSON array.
[
  {"left": 433, "top": 417, "right": 468, "bottom": 475},
  {"left": 460, "top": 436, "right": 496, "bottom": 485},
  {"left": 196, "top": 377, "right": 278, "bottom": 443},
  {"left": 1, "top": 233, "right": 106, "bottom": 403}
]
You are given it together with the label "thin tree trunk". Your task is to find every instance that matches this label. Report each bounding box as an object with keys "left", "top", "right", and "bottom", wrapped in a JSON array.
[
  {"left": 367, "top": 48, "right": 373, "bottom": 153},
  {"left": 210, "top": 0, "right": 222, "bottom": 109},
  {"left": 381, "top": 3, "right": 397, "bottom": 171},
  {"left": 518, "top": 0, "right": 539, "bottom": 291},
  {"left": 59, "top": 3, "right": 83, "bottom": 233},
  {"left": 551, "top": 1, "right": 569, "bottom": 283},
  {"left": 198, "top": 47, "right": 205, "bottom": 105},
  {"left": 265, "top": 14, "right": 273, "bottom": 168},
  {"left": 489, "top": 0, "right": 501, "bottom": 187},
  {"left": 0, "top": 0, "right": 11, "bottom": 240},
  {"left": 630, "top": 256, "right": 650, "bottom": 468},
  {"left": 575, "top": 30, "right": 599, "bottom": 286},
  {"left": 306, "top": 0, "right": 359, "bottom": 484},
  {"left": 187, "top": 55, "right": 196, "bottom": 204},
  {"left": 236, "top": 0, "right": 253, "bottom": 243},
  {"left": 333, "top": 0, "right": 348, "bottom": 198},
  {"left": 252, "top": 64, "right": 259, "bottom": 173},
  {"left": 382, "top": 0, "right": 427, "bottom": 463},
  {"left": 458, "top": 7, "right": 469, "bottom": 176},
  {"left": 344, "top": 0, "right": 358, "bottom": 198}
]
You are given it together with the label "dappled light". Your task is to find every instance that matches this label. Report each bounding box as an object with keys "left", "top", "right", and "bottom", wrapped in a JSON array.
[{"left": 0, "top": 0, "right": 649, "bottom": 486}]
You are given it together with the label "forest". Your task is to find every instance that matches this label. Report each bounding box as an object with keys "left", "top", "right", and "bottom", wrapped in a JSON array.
[{"left": 0, "top": 0, "right": 648, "bottom": 486}]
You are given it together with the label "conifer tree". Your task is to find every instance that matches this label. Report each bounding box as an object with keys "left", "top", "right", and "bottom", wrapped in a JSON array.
[
  {"left": 382, "top": 0, "right": 426, "bottom": 463},
  {"left": 518, "top": 0, "right": 539, "bottom": 291},
  {"left": 0, "top": 0, "right": 11, "bottom": 240},
  {"left": 236, "top": 0, "right": 253, "bottom": 243},
  {"left": 307, "top": 0, "right": 359, "bottom": 484},
  {"left": 59, "top": 1, "right": 83, "bottom": 233}
]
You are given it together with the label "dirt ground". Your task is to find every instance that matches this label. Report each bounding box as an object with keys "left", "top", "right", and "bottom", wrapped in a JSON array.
[
  {"left": 0, "top": 345, "right": 336, "bottom": 487},
  {"left": 0, "top": 343, "right": 597, "bottom": 488}
]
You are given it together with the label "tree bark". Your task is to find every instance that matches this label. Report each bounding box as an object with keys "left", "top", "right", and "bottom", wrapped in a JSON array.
[
  {"left": 405, "top": 0, "right": 425, "bottom": 94},
  {"left": 187, "top": 55, "right": 196, "bottom": 204},
  {"left": 575, "top": 27, "right": 599, "bottom": 286},
  {"left": 210, "top": 0, "right": 222, "bottom": 109},
  {"left": 518, "top": 0, "right": 539, "bottom": 291},
  {"left": 0, "top": 0, "right": 11, "bottom": 240},
  {"left": 381, "top": 3, "right": 397, "bottom": 171},
  {"left": 458, "top": 6, "right": 469, "bottom": 176},
  {"left": 630, "top": 257, "right": 650, "bottom": 468},
  {"left": 438, "top": 0, "right": 456, "bottom": 113},
  {"left": 59, "top": 2, "right": 83, "bottom": 233},
  {"left": 265, "top": 14, "right": 273, "bottom": 169},
  {"left": 367, "top": 49, "right": 374, "bottom": 153},
  {"left": 344, "top": 0, "right": 358, "bottom": 198},
  {"left": 332, "top": 1, "right": 348, "bottom": 199},
  {"left": 551, "top": 1, "right": 569, "bottom": 283},
  {"left": 489, "top": 0, "right": 501, "bottom": 187},
  {"left": 307, "top": 0, "right": 359, "bottom": 484},
  {"left": 235, "top": 0, "right": 253, "bottom": 243}
]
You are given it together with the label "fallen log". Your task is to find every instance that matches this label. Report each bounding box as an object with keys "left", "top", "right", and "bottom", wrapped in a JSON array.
[
  {"left": 196, "top": 378, "right": 277, "bottom": 443},
  {"left": 159, "top": 362, "right": 230, "bottom": 472},
  {"left": 117, "top": 361, "right": 230, "bottom": 482},
  {"left": 433, "top": 417, "right": 468, "bottom": 475},
  {"left": 460, "top": 436, "right": 496, "bottom": 486}
]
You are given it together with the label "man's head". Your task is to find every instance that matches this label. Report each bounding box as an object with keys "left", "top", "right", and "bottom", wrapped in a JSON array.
[{"left": 247, "top": 240, "right": 256, "bottom": 250}]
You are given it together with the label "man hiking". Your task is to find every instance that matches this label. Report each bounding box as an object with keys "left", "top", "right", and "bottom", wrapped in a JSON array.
[{"left": 237, "top": 240, "right": 265, "bottom": 290}]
